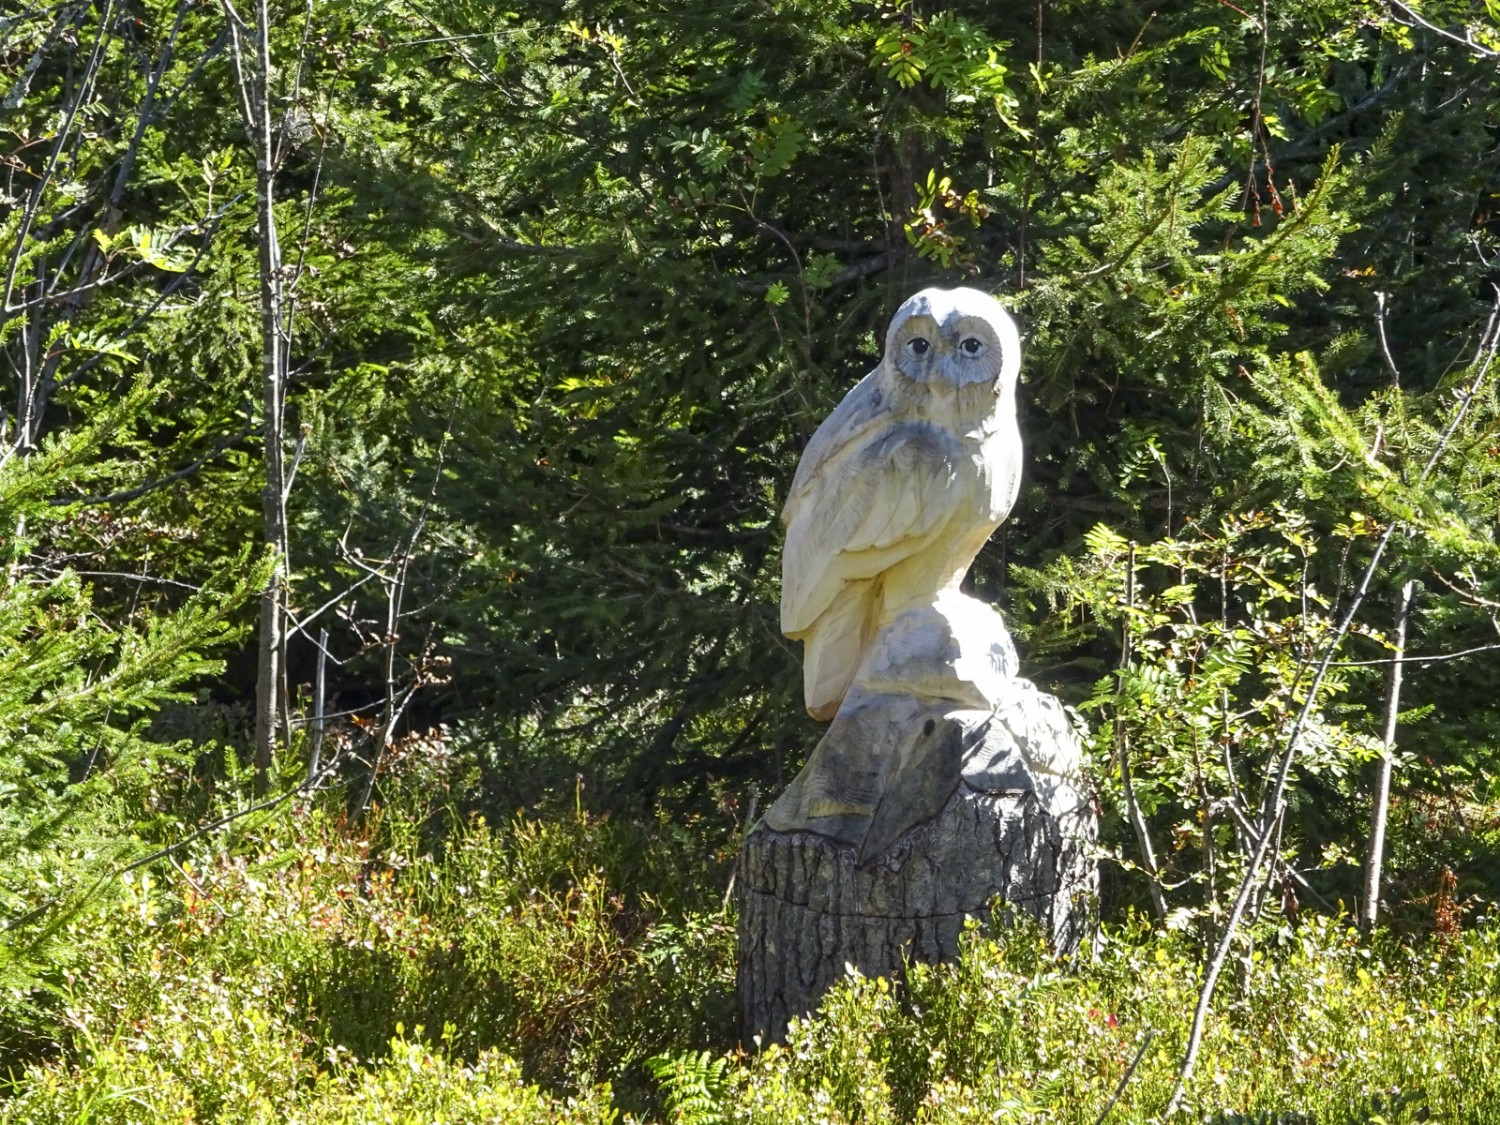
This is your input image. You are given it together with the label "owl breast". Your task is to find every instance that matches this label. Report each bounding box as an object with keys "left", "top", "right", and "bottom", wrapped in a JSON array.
[{"left": 781, "top": 285, "right": 1023, "bottom": 720}]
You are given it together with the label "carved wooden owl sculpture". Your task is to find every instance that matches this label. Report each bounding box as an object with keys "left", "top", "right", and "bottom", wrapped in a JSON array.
[{"left": 781, "top": 287, "right": 1022, "bottom": 720}]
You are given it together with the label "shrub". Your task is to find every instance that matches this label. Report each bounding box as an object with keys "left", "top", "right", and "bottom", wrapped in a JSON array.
[
  {"left": 654, "top": 914, "right": 1500, "bottom": 1124},
  {"left": 1, "top": 797, "right": 735, "bottom": 1121}
]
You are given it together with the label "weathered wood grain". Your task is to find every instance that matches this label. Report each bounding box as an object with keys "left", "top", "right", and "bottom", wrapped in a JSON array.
[{"left": 737, "top": 782, "right": 1097, "bottom": 1046}]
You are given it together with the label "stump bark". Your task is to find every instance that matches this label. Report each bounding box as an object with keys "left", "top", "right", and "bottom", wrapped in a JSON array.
[{"left": 736, "top": 780, "right": 1096, "bottom": 1045}]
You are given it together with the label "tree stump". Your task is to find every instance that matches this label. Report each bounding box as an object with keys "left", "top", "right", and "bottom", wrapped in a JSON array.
[{"left": 735, "top": 685, "right": 1097, "bottom": 1046}]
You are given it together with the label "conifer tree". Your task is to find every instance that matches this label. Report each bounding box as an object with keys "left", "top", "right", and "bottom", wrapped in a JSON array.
[{"left": 0, "top": 389, "right": 265, "bottom": 1027}]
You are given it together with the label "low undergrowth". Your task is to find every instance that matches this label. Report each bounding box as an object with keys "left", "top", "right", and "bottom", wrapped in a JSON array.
[
  {"left": 3, "top": 797, "right": 1500, "bottom": 1123},
  {"left": 673, "top": 915, "right": 1500, "bottom": 1124},
  {"left": 0, "top": 796, "right": 738, "bottom": 1122}
]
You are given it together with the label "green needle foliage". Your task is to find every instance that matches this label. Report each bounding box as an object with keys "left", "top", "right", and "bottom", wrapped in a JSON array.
[
  {"left": 7, "top": 0, "right": 1497, "bottom": 821},
  {"left": 0, "top": 393, "right": 268, "bottom": 1038}
]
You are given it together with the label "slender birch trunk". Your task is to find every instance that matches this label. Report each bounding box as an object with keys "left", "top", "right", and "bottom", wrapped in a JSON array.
[
  {"left": 229, "top": 0, "right": 289, "bottom": 793},
  {"left": 1362, "top": 578, "right": 1414, "bottom": 930},
  {"left": 1118, "top": 542, "right": 1168, "bottom": 922}
]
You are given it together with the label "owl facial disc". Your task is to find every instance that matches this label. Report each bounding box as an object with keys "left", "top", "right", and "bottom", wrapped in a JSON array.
[{"left": 885, "top": 287, "right": 1020, "bottom": 390}]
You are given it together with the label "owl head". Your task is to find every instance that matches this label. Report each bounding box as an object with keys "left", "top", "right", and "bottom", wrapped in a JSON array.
[{"left": 883, "top": 287, "right": 1020, "bottom": 393}]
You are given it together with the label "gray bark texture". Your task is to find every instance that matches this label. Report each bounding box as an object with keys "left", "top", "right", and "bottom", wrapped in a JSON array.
[{"left": 736, "top": 778, "right": 1097, "bottom": 1045}]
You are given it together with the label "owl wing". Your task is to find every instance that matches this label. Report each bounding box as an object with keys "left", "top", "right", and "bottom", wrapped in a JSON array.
[{"left": 780, "top": 415, "right": 966, "bottom": 639}]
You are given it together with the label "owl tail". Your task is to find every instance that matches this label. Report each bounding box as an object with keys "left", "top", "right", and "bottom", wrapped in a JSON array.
[{"left": 801, "top": 581, "right": 874, "bottom": 721}]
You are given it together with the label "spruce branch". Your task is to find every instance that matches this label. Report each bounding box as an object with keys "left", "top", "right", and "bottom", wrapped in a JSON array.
[{"left": 1165, "top": 295, "right": 1500, "bottom": 1114}]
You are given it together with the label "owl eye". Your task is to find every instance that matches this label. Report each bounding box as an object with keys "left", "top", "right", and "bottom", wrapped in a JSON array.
[
  {"left": 908, "top": 337, "right": 931, "bottom": 356},
  {"left": 959, "top": 337, "right": 986, "bottom": 357}
]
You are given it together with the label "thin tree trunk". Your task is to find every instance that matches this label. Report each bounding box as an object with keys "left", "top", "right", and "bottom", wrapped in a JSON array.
[
  {"left": 233, "top": 0, "right": 288, "bottom": 794},
  {"left": 354, "top": 556, "right": 405, "bottom": 818},
  {"left": 1118, "top": 543, "right": 1168, "bottom": 922},
  {"left": 309, "top": 626, "right": 328, "bottom": 779},
  {"left": 1362, "top": 578, "right": 1414, "bottom": 931}
]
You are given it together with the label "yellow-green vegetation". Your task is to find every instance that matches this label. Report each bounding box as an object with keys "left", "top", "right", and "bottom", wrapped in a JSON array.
[
  {"left": 4, "top": 796, "right": 1500, "bottom": 1124},
  {"left": 6, "top": 1, "right": 1500, "bottom": 1121}
]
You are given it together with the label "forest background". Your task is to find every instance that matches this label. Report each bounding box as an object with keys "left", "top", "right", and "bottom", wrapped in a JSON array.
[{"left": 4, "top": 0, "right": 1500, "bottom": 1120}]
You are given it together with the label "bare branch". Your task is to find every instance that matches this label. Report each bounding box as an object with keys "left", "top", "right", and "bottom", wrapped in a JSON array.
[
  {"left": 1116, "top": 543, "right": 1168, "bottom": 923},
  {"left": 1095, "top": 1030, "right": 1158, "bottom": 1125},
  {"left": 1375, "top": 292, "right": 1401, "bottom": 386},
  {"left": 1362, "top": 578, "right": 1414, "bottom": 930},
  {"left": 1, "top": 1, "right": 109, "bottom": 318},
  {"left": 1330, "top": 641, "right": 1500, "bottom": 667},
  {"left": 393, "top": 0, "right": 512, "bottom": 92},
  {"left": 3, "top": 746, "right": 347, "bottom": 937},
  {"left": 43, "top": 570, "right": 204, "bottom": 592},
  {"left": 282, "top": 571, "right": 382, "bottom": 641},
  {"left": 0, "top": 3, "right": 73, "bottom": 111},
  {"left": 1385, "top": 0, "right": 1500, "bottom": 58}
]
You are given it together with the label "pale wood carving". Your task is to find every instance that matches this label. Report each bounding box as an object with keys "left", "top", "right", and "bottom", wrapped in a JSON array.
[{"left": 739, "top": 287, "right": 1097, "bottom": 1045}]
